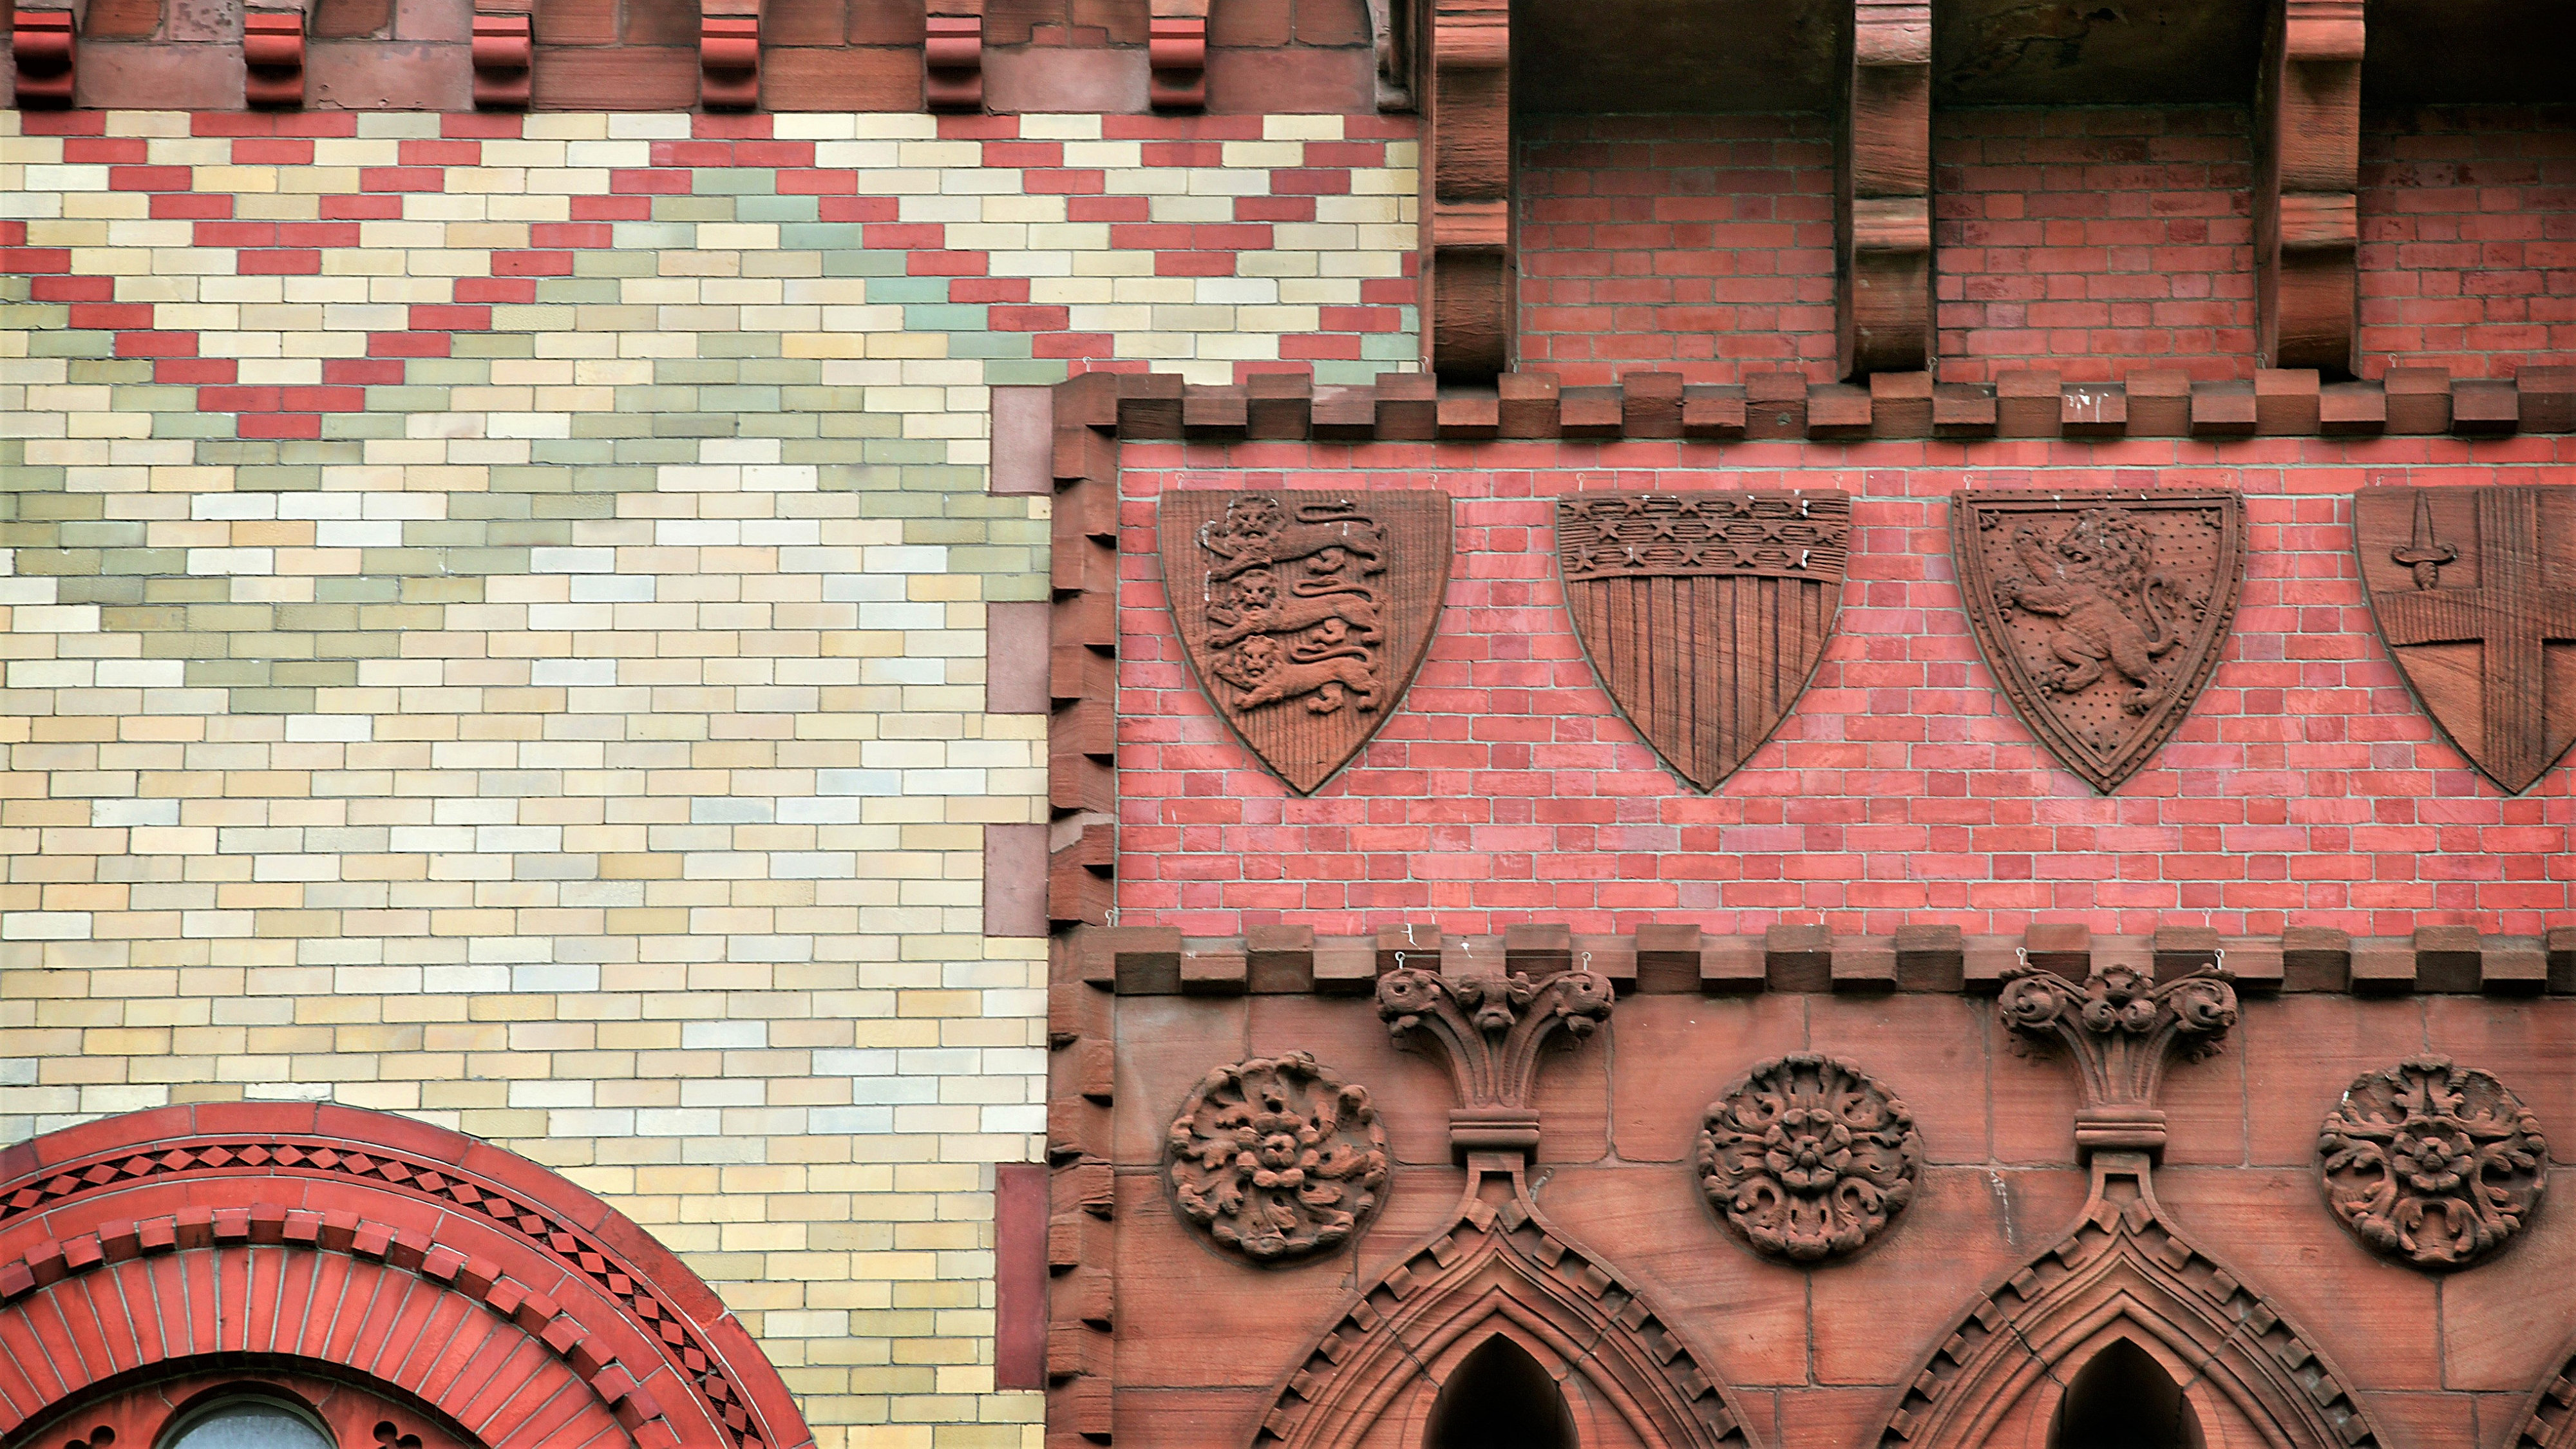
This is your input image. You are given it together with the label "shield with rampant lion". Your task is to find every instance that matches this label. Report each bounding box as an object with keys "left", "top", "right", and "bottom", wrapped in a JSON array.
[
  {"left": 1555, "top": 491, "right": 1853, "bottom": 791},
  {"left": 1158, "top": 489, "right": 1452, "bottom": 794},
  {"left": 1952, "top": 489, "right": 2244, "bottom": 793}
]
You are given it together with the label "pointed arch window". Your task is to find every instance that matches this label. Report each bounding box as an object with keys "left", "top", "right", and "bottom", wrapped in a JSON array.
[
  {"left": 2048, "top": 1340, "right": 2207, "bottom": 1449},
  {"left": 1423, "top": 1338, "right": 1579, "bottom": 1449}
]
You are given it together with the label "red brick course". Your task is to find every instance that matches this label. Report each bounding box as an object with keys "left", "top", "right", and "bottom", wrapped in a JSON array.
[
  {"left": 1113, "top": 436, "right": 2575, "bottom": 937},
  {"left": 2358, "top": 104, "right": 2576, "bottom": 380}
]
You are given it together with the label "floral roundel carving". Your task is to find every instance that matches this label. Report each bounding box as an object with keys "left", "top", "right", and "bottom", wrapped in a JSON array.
[
  {"left": 2318, "top": 1055, "right": 2548, "bottom": 1270},
  {"left": 1166, "top": 1052, "right": 1389, "bottom": 1264},
  {"left": 1695, "top": 1053, "right": 1922, "bottom": 1262}
]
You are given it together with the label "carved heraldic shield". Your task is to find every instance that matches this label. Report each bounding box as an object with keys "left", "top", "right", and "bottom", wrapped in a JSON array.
[
  {"left": 1953, "top": 489, "right": 2244, "bottom": 793},
  {"left": 2354, "top": 486, "right": 2576, "bottom": 793},
  {"left": 1159, "top": 489, "right": 1451, "bottom": 794},
  {"left": 1558, "top": 491, "right": 1852, "bottom": 790}
]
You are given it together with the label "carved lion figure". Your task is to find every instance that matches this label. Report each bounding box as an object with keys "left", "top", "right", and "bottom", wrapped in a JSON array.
[
  {"left": 1998, "top": 506, "right": 2184, "bottom": 714},
  {"left": 1205, "top": 567, "right": 1385, "bottom": 650},
  {"left": 1211, "top": 634, "right": 1381, "bottom": 715},
  {"left": 1198, "top": 496, "right": 1387, "bottom": 584}
]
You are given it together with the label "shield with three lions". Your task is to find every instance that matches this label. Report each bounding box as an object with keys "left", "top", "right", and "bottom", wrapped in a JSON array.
[
  {"left": 1159, "top": 489, "right": 1452, "bottom": 794},
  {"left": 1556, "top": 491, "right": 1853, "bottom": 791},
  {"left": 1953, "top": 489, "right": 2245, "bottom": 793}
]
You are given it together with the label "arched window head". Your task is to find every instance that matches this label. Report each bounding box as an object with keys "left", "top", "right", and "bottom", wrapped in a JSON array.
[
  {"left": 158, "top": 1394, "right": 338, "bottom": 1449},
  {"left": 2048, "top": 1340, "right": 2207, "bottom": 1449},
  {"left": 1423, "top": 1336, "right": 1578, "bottom": 1449}
]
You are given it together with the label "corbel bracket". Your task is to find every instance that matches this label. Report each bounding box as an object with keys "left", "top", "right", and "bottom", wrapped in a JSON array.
[
  {"left": 470, "top": 3, "right": 533, "bottom": 109},
  {"left": 700, "top": 0, "right": 760, "bottom": 110},
  {"left": 1147, "top": 0, "right": 1206, "bottom": 111},
  {"left": 1420, "top": 0, "right": 1510, "bottom": 379},
  {"left": 1376, "top": 966, "right": 1614, "bottom": 1159},
  {"left": 12, "top": 0, "right": 84, "bottom": 108},
  {"left": 243, "top": 1, "right": 310, "bottom": 108},
  {"left": 2257, "top": 0, "right": 2362, "bottom": 375},
  {"left": 1998, "top": 958, "right": 2239, "bottom": 1161},
  {"left": 924, "top": 0, "right": 982, "bottom": 111},
  {"left": 1839, "top": 0, "right": 1931, "bottom": 377}
]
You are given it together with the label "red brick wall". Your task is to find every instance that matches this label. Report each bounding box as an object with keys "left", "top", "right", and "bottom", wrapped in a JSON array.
[
  {"left": 1935, "top": 105, "right": 2256, "bottom": 384},
  {"left": 1114, "top": 438, "right": 2576, "bottom": 937},
  {"left": 2358, "top": 104, "right": 2576, "bottom": 380},
  {"left": 1517, "top": 114, "right": 1837, "bottom": 384}
]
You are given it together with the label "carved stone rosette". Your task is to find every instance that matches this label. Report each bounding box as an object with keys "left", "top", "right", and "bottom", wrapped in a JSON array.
[
  {"left": 1997, "top": 958, "right": 2238, "bottom": 1159},
  {"left": 1695, "top": 1053, "right": 1920, "bottom": 1262},
  {"left": 2318, "top": 1055, "right": 2548, "bottom": 1271},
  {"left": 1165, "top": 1052, "right": 1389, "bottom": 1263}
]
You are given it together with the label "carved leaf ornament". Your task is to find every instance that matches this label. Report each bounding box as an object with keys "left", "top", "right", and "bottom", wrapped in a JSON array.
[
  {"left": 2318, "top": 1055, "right": 2547, "bottom": 1270},
  {"left": 1696, "top": 1053, "right": 1921, "bottom": 1261},
  {"left": 1166, "top": 1052, "right": 1389, "bottom": 1262}
]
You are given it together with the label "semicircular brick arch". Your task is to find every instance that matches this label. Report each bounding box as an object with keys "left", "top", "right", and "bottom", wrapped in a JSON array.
[
  {"left": 0, "top": 1104, "right": 813, "bottom": 1449},
  {"left": 1868, "top": 1172, "right": 2382, "bottom": 1449}
]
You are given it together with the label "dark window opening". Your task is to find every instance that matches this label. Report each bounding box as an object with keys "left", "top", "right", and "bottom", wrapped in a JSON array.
[
  {"left": 1423, "top": 1336, "right": 1578, "bottom": 1449},
  {"left": 2047, "top": 1339, "right": 2207, "bottom": 1449}
]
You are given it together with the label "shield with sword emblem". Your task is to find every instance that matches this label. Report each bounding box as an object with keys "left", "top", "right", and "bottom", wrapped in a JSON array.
[
  {"left": 2354, "top": 486, "right": 2576, "bottom": 793},
  {"left": 1556, "top": 491, "right": 1852, "bottom": 791}
]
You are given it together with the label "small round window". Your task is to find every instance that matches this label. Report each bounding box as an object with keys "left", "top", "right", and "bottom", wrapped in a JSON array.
[{"left": 159, "top": 1396, "right": 337, "bottom": 1449}]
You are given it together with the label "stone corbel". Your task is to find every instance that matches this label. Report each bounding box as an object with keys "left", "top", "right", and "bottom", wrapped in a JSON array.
[
  {"left": 2257, "top": 0, "right": 2363, "bottom": 374},
  {"left": 700, "top": 0, "right": 761, "bottom": 110},
  {"left": 1420, "top": 0, "right": 1510, "bottom": 379},
  {"left": 471, "top": 0, "right": 534, "bottom": 109},
  {"left": 1997, "top": 956, "right": 2239, "bottom": 1160},
  {"left": 923, "top": 0, "right": 981, "bottom": 111},
  {"left": 1363, "top": 0, "right": 1413, "bottom": 109},
  {"left": 1146, "top": 0, "right": 1205, "bottom": 111},
  {"left": 243, "top": 0, "right": 312, "bottom": 108},
  {"left": 10, "top": 0, "right": 84, "bottom": 109},
  {"left": 1839, "top": 0, "right": 1931, "bottom": 377},
  {"left": 1376, "top": 965, "right": 1614, "bottom": 1159}
]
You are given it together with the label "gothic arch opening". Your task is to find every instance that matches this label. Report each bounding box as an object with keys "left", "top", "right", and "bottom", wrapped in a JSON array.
[
  {"left": 2047, "top": 1340, "right": 2206, "bottom": 1449},
  {"left": 1423, "top": 1337, "right": 1578, "bottom": 1449}
]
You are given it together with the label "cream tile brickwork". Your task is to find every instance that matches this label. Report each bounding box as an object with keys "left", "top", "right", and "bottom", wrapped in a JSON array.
[{"left": 0, "top": 109, "right": 1418, "bottom": 1448}]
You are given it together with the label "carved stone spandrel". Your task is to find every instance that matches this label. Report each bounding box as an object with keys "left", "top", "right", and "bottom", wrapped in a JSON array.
[
  {"left": 1159, "top": 489, "right": 1450, "bottom": 795},
  {"left": 2353, "top": 484, "right": 2576, "bottom": 794},
  {"left": 1557, "top": 490, "right": 1851, "bottom": 792},
  {"left": 1952, "top": 488, "right": 2246, "bottom": 793},
  {"left": 1695, "top": 1052, "right": 1922, "bottom": 1262},
  {"left": 1164, "top": 1052, "right": 1388, "bottom": 1264}
]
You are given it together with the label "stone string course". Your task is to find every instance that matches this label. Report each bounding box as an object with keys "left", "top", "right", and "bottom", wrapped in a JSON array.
[{"left": 0, "top": 108, "right": 1416, "bottom": 1449}]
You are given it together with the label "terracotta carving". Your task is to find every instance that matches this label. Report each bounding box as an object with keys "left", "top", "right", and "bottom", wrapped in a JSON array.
[
  {"left": 1953, "top": 489, "right": 2245, "bottom": 792},
  {"left": 2353, "top": 486, "right": 2576, "bottom": 793},
  {"left": 1557, "top": 490, "right": 1852, "bottom": 790},
  {"left": 1696, "top": 1053, "right": 1920, "bottom": 1261},
  {"left": 1164, "top": 1052, "right": 1389, "bottom": 1262},
  {"left": 1997, "top": 958, "right": 2237, "bottom": 1159},
  {"left": 2515, "top": 1334, "right": 2576, "bottom": 1449},
  {"left": 1377, "top": 965, "right": 1613, "bottom": 1154},
  {"left": 2317, "top": 1055, "right": 2548, "bottom": 1271},
  {"left": 1159, "top": 489, "right": 1451, "bottom": 793}
]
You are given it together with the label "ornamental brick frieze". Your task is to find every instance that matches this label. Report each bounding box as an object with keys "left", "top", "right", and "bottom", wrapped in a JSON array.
[
  {"left": 1164, "top": 1052, "right": 1388, "bottom": 1263},
  {"left": 1953, "top": 489, "right": 2246, "bottom": 793},
  {"left": 1061, "top": 922, "right": 2576, "bottom": 998},
  {"left": 2318, "top": 1055, "right": 2548, "bottom": 1271},
  {"left": 1696, "top": 1053, "right": 1920, "bottom": 1262}
]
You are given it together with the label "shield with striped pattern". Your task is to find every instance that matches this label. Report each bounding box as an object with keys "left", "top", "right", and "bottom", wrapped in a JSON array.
[{"left": 1555, "top": 491, "right": 1852, "bottom": 791}]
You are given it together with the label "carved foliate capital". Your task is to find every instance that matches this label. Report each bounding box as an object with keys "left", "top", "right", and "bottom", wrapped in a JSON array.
[
  {"left": 1997, "top": 959, "right": 2237, "bottom": 1159},
  {"left": 1376, "top": 968, "right": 1613, "bottom": 1157}
]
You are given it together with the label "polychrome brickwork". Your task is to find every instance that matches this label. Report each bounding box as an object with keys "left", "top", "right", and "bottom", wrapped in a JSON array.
[
  {"left": 0, "top": 108, "right": 1417, "bottom": 1449},
  {"left": 1114, "top": 439, "right": 2576, "bottom": 936}
]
